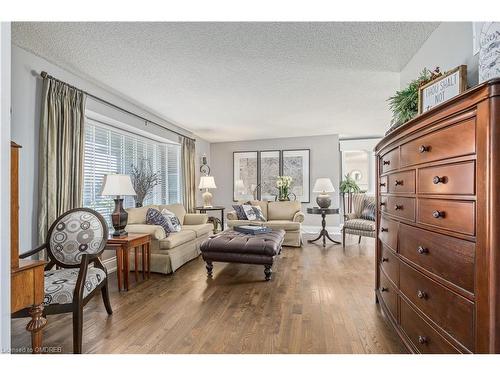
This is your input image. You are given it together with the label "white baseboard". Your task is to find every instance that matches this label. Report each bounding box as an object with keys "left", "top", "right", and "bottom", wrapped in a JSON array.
[{"left": 102, "top": 256, "right": 117, "bottom": 274}]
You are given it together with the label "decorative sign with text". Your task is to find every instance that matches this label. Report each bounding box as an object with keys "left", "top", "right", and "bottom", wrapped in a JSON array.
[{"left": 418, "top": 65, "right": 467, "bottom": 114}]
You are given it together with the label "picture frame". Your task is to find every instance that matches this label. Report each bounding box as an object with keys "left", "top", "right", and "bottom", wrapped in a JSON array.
[
  {"left": 233, "top": 151, "right": 258, "bottom": 202},
  {"left": 418, "top": 65, "right": 467, "bottom": 114},
  {"left": 259, "top": 150, "right": 282, "bottom": 201},
  {"left": 282, "top": 149, "right": 310, "bottom": 203}
]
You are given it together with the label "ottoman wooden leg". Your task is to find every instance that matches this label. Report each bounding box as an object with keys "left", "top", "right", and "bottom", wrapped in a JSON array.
[
  {"left": 206, "top": 261, "right": 213, "bottom": 278},
  {"left": 264, "top": 264, "right": 272, "bottom": 281}
]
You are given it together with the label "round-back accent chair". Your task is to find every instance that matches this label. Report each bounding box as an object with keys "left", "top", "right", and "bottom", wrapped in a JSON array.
[{"left": 16, "top": 208, "right": 112, "bottom": 353}]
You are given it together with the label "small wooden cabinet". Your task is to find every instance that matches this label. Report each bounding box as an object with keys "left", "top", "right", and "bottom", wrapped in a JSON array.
[{"left": 375, "top": 78, "right": 500, "bottom": 353}]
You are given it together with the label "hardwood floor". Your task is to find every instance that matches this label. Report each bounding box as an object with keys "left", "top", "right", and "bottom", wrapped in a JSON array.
[{"left": 11, "top": 235, "right": 405, "bottom": 354}]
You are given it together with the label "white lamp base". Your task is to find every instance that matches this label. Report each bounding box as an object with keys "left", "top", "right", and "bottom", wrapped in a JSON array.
[{"left": 202, "top": 190, "right": 213, "bottom": 208}]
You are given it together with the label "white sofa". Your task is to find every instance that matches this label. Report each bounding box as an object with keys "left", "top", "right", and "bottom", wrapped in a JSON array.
[
  {"left": 227, "top": 200, "right": 304, "bottom": 247},
  {"left": 125, "top": 204, "right": 212, "bottom": 274}
]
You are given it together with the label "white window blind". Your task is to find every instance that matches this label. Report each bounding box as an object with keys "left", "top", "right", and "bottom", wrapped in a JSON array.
[{"left": 83, "top": 118, "right": 182, "bottom": 225}]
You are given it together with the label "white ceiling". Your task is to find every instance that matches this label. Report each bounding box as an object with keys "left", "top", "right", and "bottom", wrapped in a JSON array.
[{"left": 12, "top": 22, "right": 438, "bottom": 142}]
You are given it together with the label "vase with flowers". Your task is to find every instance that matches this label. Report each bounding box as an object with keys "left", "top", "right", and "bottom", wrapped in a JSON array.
[{"left": 276, "top": 175, "right": 293, "bottom": 201}]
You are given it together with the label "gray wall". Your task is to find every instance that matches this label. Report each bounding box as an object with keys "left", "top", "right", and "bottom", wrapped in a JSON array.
[
  {"left": 0, "top": 21, "right": 11, "bottom": 354},
  {"left": 400, "top": 22, "right": 478, "bottom": 88},
  {"left": 11, "top": 45, "right": 209, "bottom": 253},
  {"left": 210, "top": 134, "right": 340, "bottom": 228}
]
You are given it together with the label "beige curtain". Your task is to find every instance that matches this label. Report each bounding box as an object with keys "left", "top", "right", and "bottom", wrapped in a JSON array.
[
  {"left": 181, "top": 137, "right": 196, "bottom": 213},
  {"left": 38, "top": 77, "right": 87, "bottom": 244}
]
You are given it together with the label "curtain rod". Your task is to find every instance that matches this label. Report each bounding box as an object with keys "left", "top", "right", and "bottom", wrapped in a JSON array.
[{"left": 40, "top": 71, "right": 196, "bottom": 142}]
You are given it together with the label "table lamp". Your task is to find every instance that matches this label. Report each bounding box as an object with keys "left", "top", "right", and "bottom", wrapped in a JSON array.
[
  {"left": 199, "top": 176, "right": 217, "bottom": 208},
  {"left": 101, "top": 174, "right": 136, "bottom": 237},
  {"left": 313, "top": 178, "right": 335, "bottom": 208}
]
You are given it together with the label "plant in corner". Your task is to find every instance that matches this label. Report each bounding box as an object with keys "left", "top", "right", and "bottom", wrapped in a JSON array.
[
  {"left": 339, "top": 174, "right": 361, "bottom": 194},
  {"left": 387, "top": 68, "right": 434, "bottom": 132},
  {"left": 130, "top": 159, "right": 161, "bottom": 207}
]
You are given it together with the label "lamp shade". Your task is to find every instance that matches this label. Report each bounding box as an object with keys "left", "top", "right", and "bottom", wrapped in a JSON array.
[
  {"left": 100, "top": 174, "right": 136, "bottom": 196},
  {"left": 313, "top": 178, "right": 335, "bottom": 193},
  {"left": 199, "top": 176, "right": 217, "bottom": 189}
]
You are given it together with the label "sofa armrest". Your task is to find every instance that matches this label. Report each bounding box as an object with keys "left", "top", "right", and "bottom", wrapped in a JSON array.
[
  {"left": 183, "top": 213, "right": 208, "bottom": 225},
  {"left": 293, "top": 211, "right": 305, "bottom": 223},
  {"left": 227, "top": 211, "right": 238, "bottom": 220},
  {"left": 124, "top": 224, "right": 166, "bottom": 240}
]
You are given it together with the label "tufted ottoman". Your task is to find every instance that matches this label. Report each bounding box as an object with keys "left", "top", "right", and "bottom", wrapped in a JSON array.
[{"left": 200, "top": 229, "right": 285, "bottom": 281}]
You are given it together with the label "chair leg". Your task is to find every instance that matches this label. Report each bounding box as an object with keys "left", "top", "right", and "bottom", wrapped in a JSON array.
[
  {"left": 342, "top": 229, "right": 346, "bottom": 249},
  {"left": 358, "top": 236, "right": 362, "bottom": 244},
  {"left": 73, "top": 306, "right": 83, "bottom": 354},
  {"left": 101, "top": 281, "right": 113, "bottom": 315}
]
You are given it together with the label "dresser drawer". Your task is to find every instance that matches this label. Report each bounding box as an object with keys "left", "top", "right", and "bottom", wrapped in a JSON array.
[
  {"left": 418, "top": 161, "right": 475, "bottom": 195},
  {"left": 380, "top": 196, "right": 415, "bottom": 221},
  {"left": 400, "top": 262, "right": 474, "bottom": 350},
  {"left": 400, "top": 118, "right": 476, "bottom": 167},
  {"left": 380, "top": 148, "right": 399, "bottom": 174},
  {"left": 380, "top": 244, "right": 399, "bottom": 286},
  {"left": 387, "top": 170, "right": 415, "bottom": 194},
  {"left": 378, "top": 215, "right": 398, "bottom": 250},
  {"left": 379, "top": 175, "right": 388, "bottom": 193},
  {"left": 399, "top": 223, "right": 475, "bottom": 293},
  {"left": 379, "top": 268, "right": 398, "bottom": 320},
  {"left": 400, "top": 299, "right": 460, "bottom": 353},
  {"left": 417, "top": 198, "right": 475, "bottom": 236}
]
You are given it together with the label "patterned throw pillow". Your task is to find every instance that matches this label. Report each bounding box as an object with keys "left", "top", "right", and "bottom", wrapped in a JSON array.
[
  {"left": 251, "top": 206, "right": 266, "bottom": 221},
  {"left": 360, "top": 200, "right": 376, "bottom": 221},
  {"left": 232, "top": 205, "right": 248, "bottom": 220},
  {"left": 161, "top": 209, "right": 182, "bottom": 232},
  {"left": 146, "top": 208, "right": 171, "bottom": 237},
  {"left": 242, "top": 204, "right": 257, "bottom": 220}
]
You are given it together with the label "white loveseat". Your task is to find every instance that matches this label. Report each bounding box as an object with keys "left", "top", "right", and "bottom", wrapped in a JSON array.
[{"left": 125, "top": 204, "right": 212, "bottom": 274}]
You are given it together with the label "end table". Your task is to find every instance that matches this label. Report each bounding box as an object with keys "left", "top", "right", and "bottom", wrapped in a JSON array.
[
  {"left": 306, "top": 207, "right": 341, "bottom": 247},
  {"left": 195, "top": 206, "right": 225, "bottom": 233},
  {"left": 105, "top": 233, "right": 151, "bottom": 291}
]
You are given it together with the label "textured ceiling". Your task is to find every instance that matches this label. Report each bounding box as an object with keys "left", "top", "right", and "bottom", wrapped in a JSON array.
[{"left": 12, "top": 22, "right": 439, "bottom": 142}]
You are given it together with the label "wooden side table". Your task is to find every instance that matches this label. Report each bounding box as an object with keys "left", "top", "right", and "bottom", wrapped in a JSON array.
[
  {"left": 106, "top": 233, "right": 151, "bottom": 291},
  {"left": 11, "top": 259, "right": 47, "bottom": 353},
  {"left": 306, "top": 207, "right": 341, "bottom": 247}
]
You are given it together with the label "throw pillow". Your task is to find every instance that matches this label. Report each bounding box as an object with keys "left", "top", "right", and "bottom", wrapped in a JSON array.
[
  {"left": 232, "top": 204, "right": 248, "bottom": 220},
  {"left": 242, "top": 204, "right": 257, "bottom": 220},
  {"left": 145, "top": 208, "right": 171, "bottom": 237},
  {"left": 161, "top": 209, "right": 182, "bottom": 232},
  {"left": 360, "top": 200, "right": 376, "bottom": 221},
  {"left": 251, "top": 206, "right": 266, "bottom": 221}
]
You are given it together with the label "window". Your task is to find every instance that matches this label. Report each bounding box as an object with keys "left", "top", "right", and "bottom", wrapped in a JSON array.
[{"left": 83, "top": 118, "right": 182, "bottom": 225}]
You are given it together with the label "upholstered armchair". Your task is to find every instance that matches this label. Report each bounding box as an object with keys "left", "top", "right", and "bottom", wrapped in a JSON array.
[
  {"left": 342, "top": 193, "right": 376, "bottom": 248},
  {"left": 14, "top": 208, "right": 112, "bottom": 353}
]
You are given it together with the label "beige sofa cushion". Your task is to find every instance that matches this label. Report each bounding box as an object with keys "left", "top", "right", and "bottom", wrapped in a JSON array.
[
  {"left": 266, "top": 220, "right": 301, "bottom": 231},
  {"left": 159, "top": 229, "right": 196, "bottom": 250},
  {"left": 183, "top": 213, "right": 208, "bottom": 225},
  {"left": 183, "top": 223, "right": 212, "bottom": 237},
  {"left": 125, "top": 224, "right": 166, "bottom": 240},
  {"left": 126, "top": 205, "right": 158, "bottom": 224},
  {"left": 158, "top": 203, "right": 186, "bottom": 224},
  {"left": 268, "top": 201, "right": 301, "bottom": 220}
]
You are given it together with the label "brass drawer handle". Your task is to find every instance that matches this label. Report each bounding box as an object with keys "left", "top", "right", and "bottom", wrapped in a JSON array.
[
  {"left": 383, "top": 160, "right": 390, "bottom": 165},
  {"left": 381, "top": 287, "right": 388, "bottom": 292},
  {"left": 417, "top": 246, "right": 428, "bottom": 254},
  {"left": 418, "top": 335, "right": 428, "bottom": 345},
  {"left": 394, "top": 180, "right": 403, "bottom": 186},
  {"left": 381, "top": 227, "right": 388, "bottom": 232},
  {"left": 417, "top": 290, "right": 427, "bottom": 299},
  {"left": 380, "top": 202, "right": 386, "bottom": 207},
  {"left": 419, "top": 145, "right": 430, "bottom": 153},
  {"left": 432, "top": 210, "right": 445, "bottom": 219},
  {"left": 394, "top": 204, "right": 403, "bottom": 210},
  {"left": 433, "top": 176, "right": 446, "bottom": 184},
  {"left": 380, "top": 182, "right": 386, "bottom": 187},
  {"left": 382, "top": 257, "right": 389, "bottom": 262}
]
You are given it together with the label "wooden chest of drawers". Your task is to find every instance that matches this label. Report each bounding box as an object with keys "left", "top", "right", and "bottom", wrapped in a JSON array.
[{"left": 375, "top": 78, "right": 500, "bottom": 353}]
